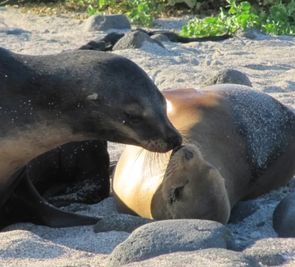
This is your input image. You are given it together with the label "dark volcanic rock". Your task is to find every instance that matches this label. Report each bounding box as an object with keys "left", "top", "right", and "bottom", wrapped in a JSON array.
[
  {"left": 123, "top": 248, "right": 260, "bottom": 267},
  {"left": 244, "top": 238, "right": 295, "bottom": 266},
  {"left": 204, "top": 69, "right": 252, "bottom": 87},
  {"left": 112, "top": 30, "right": 164, "bottom": 50},
  {"left": 237, "top": 28, "right": 270, "bottom": 40},
  {"left": 84, "top": 15, "right": 131, "bottom": 31},
  {"left": 94, "top": 214, "right": 152, "bottom": 233},
  {"left": 107, "top": 219, "right": 234, "bottom": 266},
  {"left": 0, "top": 27, "right": 31, "bottom": 35}
]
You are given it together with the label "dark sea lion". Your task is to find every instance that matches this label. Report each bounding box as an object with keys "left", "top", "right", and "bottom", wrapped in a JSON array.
[
  {"left": 113, "top": 84, "right": 295, "bottom": 223},
  {"left": 0, "top": 140, "right": 109, "bottom": 228},
  {"left": 27, "top": 140, "right": 110, "bottom": 207},
  {"left": 79, "top": 29, "right": 231, "bottom": 51},
  {"left": 0, "top": 47, "right": 181, "bottom": 228}
]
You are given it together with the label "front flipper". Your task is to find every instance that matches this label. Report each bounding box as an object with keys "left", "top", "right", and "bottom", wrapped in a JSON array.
[{"left": 2, "top": 167, "right": 100, "bottom": 228}]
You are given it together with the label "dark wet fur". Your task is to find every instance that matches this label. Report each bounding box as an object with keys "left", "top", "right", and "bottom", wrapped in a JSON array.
[
  {"left": 79, "top": 29, "right": 232, "bottom": 51},
  {"left": 0, "top": 48, "right": 181, "bottom": 228},
  {"left": 0, "top": 141, "right": 109, "bottom": 229}
]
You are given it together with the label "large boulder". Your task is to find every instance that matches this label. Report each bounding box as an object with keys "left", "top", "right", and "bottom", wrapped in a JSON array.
[
  {"left": 113, "top": 30, "right": 164, "bottom": 50},
  {"left": 108, "top": 219, "right": 234, "bottom": 266},
  {"left": 204, "top": 69, "right": 252, "bottom": 87},
  {"left": 94, "top": 214, "right": 152, "bottom": 233},
  {"left": 84, "top": 15, "right": 131, "bottom": 32},
  {"left": 123, "top": 248, "right": 260, "bottom": 267},
  {"left": 244, "top": 238, "right": 295, "bottom": 266}
]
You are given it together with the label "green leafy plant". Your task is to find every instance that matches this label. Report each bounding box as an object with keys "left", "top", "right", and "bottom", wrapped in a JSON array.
[
  {"left": 181, "top": 0, "right": 260, "bottom": 36},
  {"left": 181, "top": 0, "right": 295, "bottom": 37},
  {"left": 261, "top": 1, "right": 295, "bottom": 35},
  {"left": 126, "top": 0, "right": 160, "bottom": 26},
  {"left": 17, "top": 0, "right": 295, "bottom": 32}
]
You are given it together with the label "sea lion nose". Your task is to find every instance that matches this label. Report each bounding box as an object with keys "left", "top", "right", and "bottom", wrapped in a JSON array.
[{"left": 166, "top": 131, "right": 182, "bottom": 150}]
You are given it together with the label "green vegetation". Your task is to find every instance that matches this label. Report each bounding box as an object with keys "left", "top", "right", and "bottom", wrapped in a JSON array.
[
  {"left": 68, "top": 0, "right": 165, "bottom": 26},
  {"left": 72, "top": 0, "right": 295, "bottom": 33},
  {"left": 181, "top": 0, "right": 295, "bottom": 37},
  {"left": 2, "top": 0, "right": 295, "bottom": 34}
]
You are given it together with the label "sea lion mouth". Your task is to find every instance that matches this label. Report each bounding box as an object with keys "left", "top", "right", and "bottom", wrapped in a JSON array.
[
  {"left": 142, "top": 142, "right": 175, "bottom": 153},
  {"left": 139, "top": 134, "right": 182, "bottom": 153}
]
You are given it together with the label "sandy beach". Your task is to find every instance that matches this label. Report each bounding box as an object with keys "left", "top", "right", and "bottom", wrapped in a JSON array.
[{"left": 0, "top": 6, "right": 295, "bottom": 266}]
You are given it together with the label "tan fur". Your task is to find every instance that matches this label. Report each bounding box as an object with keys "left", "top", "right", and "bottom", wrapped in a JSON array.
[
  {"left": 114, "top": 145, "right": 171, "bottom": 218},
  {"left": 158, "top": 144, "right": 231, "bottom": 223},
  {"left": 164, "top": 88, "right": 220, "bottom": 131},
  {"left": 0, "top": 123, "right": 89, "bottom": 186}
]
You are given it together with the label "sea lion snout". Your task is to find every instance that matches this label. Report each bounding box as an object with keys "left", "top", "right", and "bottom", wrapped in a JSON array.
[
  {"left": 164, "top": 130, "right": 182, "bottom": 151},
  {"left": 139, "top": 133, "right": 181, "bottom": 153},
  {"left": 136, "top": 119, "right": 182, "bottom": 152}
]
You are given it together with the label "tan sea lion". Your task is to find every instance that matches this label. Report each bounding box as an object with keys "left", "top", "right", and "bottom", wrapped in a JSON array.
[{"left": 113, "top": 84, "right": 295, "bottom": 224}]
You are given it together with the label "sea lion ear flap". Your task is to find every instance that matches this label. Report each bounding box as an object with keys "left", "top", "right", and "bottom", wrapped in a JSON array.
[{"left": 86, "top": 93, "right": 98, "bottom": 100}]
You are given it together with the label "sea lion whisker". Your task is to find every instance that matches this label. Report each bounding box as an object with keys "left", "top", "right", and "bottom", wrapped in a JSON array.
[{"left": 130, "top": 148, "right": 146, "bottom": 169}]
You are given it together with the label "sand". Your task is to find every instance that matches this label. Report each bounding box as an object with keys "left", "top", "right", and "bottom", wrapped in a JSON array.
[{"left": 0, "top": 6, "right": 295, "bottom": 267}]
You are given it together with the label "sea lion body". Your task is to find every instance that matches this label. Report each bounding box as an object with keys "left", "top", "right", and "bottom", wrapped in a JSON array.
[
  {"left": 0, "top": 140, "right": 110, "bottom": 228},
  {"left": 113, "top": 84, "right": 295, "bottom": 223},
  {"left": 0, "top": 48, "right": 181, "bottom": 227}
]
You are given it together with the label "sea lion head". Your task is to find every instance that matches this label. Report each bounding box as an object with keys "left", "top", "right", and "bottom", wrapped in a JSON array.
[
  {"left": 2, "top": 49, "right": 181, "bottom": 153},
  {"left": 56, "top": 52, "right": 181, "bottom": 152},
  {"left": 152, "top": 144, "right": 231, "bottom": 223}
]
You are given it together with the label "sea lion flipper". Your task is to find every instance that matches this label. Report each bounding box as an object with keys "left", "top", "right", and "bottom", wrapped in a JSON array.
[{"left": 19, "top": 170, "right": 100, "bottom": 228}]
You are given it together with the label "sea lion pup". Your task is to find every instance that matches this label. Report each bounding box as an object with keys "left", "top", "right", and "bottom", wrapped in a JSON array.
[
  {"left": 0, "top": 47, "right": 181, "bottom": 228},
  {"left": 113, "top": 84, "right": 295, "bottom": 224}
]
